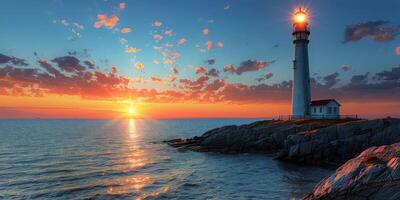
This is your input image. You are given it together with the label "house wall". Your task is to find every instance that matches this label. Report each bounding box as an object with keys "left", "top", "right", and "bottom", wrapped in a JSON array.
[{"left": 311, "top": 101, "right": 340, "bottom": 119}]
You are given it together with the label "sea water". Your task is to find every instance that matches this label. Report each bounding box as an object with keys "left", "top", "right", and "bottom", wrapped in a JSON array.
[{"left": 0, "top": 119, "right": 332, "bottom": 199}]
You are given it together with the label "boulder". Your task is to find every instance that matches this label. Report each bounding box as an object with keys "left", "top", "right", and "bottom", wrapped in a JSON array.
[{"left": 303, "top": 142, "right": 400, "bottom": 200}]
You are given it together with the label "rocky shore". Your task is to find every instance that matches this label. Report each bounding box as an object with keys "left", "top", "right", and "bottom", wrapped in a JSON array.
[
  {"left": 166, "top": 117, "right": 400, "bottom": 199},
  {"left": 304, "top": 143, "right": 400, "bottom": 200}
]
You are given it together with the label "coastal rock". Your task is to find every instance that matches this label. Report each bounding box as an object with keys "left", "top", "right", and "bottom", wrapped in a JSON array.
[
  {"left": 303, "top": 142, "right": 400, "bottom": 200},
  {"left": 166, "top": 119, "right": 360, "bottom": 154},
  {"left": 278, "top": 118, "right": 400, "bottom": 166}
]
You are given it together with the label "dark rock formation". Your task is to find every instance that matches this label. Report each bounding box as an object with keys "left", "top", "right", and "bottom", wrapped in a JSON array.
[
  {"left": 166, "top": 118, "right": 361, "bottom": 154},
  {"left": 303, "top": 142, "right": 400, "bottom": 200},
  {"left": 277, "top": 118, "right": 400, "bottom": 166}
]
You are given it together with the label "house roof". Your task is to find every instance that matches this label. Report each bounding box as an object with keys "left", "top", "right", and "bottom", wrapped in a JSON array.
[{"left": 310, "top": 99, "right": 341, "bottom": 106}]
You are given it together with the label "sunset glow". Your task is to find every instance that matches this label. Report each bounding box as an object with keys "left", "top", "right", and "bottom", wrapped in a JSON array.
[{"left": 0, "top": 1, "right": 399, "bottom": 119}]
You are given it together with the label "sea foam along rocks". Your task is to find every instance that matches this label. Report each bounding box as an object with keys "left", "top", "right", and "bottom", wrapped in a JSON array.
[{"left": 303, "top": 142, "right": 400, "bottom": 200}]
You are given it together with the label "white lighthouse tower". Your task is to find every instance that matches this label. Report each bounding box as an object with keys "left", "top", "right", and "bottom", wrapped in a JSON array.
[{"left": 291, "top": 8, "right": 311, "bottom": 118}]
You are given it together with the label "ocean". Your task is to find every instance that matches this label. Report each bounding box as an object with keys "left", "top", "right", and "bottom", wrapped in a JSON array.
[{"left": 0, "top": 119, "right": 332, "bottom": 200}]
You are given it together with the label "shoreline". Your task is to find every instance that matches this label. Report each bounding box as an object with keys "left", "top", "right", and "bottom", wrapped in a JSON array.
[{"left": 166, "top": 117, "right": 400, "bottom": 199}]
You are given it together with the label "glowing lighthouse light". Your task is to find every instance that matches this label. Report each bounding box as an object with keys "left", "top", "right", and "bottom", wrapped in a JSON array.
[{"left": 294, "top": 9, "right": 307, "bottom": 23}]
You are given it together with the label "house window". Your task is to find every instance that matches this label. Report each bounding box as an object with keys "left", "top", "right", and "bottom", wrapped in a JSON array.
[
  {"left": 334, "top": 107, "right": 337, "bottom": 114},
  {"left": 319, "top": 107, "right": 322, "bottom": 113},
  {"left": 328, "top": 107, "right": 332, "bottom": 114},
  {"left": 313, "top": 107, "right": 316, "bottom": 113}
]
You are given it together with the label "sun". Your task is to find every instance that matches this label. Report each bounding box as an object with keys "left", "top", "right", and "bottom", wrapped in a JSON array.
[{"left": 128, "top": 107, "right": 136, "bottom": 115}]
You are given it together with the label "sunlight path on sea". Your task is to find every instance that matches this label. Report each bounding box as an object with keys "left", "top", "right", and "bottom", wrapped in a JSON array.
[{"left": 0, "top": 119, "right": 333, "bottom": 199}]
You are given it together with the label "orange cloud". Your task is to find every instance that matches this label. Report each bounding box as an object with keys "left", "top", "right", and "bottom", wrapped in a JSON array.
[
  {"left": 111, "top": 66, "right": 118, "bottom": 73},
  {"left": 167, "top": 75, "right": 177, "bottom": 82},
  {"left": 171, "top": 67, "right": 179, "bottom": 74},
  {"left": 133, "top": 76, "right": 144, "bottom": 83},
  {"left": 119, "top": 3, "right": 126, "bottom": 10},
  {"left": 153, "top": 34, "right": 163, "bottom": 41},
  {"left": 150, "top": 76, "right": 163, "bottom": 83},
  {"left": 177, "top": 38, "right": 186, "bottom": 45},
  {"left": 396, "top": 46, "right": 400, "bottom": 55},
  {"left": 217, "top": 41, "right": 224, "bottom": 48},
  {"left": 125, "top": 47, "right": 141, "bottom": 53},
  {"left": 135, "top": 62, "right": 144, "bottom": 70},
  {"left": 202, "top": 28, "right": 209, "bottom": 35},
  {"left": 164, "top": 59, "right": 173, "bottom": 65},
  {"left": 153, "top": 60, "right": 160, "bottom": 65},
  {"left": 153, "top": 21, "right": 162, "bottom": 27},
  {"left": 205, "top": 41, "right": 213, "bottom": 50},
  {"left": 195, "top": 66, "right": 207, "bottom": 74},
  {"left": 93, "top": 14, "right": 119, "bottom": 29},
  {"left": 121, "top": 27, "right": 131, "bottom": 34},
  {"left": 164, "top": 29, "right": 173, "bottom": 36}
]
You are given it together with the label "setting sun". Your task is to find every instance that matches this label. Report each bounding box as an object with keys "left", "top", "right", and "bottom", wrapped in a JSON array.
[{"left": 128, "top": 107, "right": 136, "bottom": 115}]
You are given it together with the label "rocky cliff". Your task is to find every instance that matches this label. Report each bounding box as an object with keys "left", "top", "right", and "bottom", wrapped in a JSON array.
[
  {"left": 303, "top": 142, "right": 400, "bottom": 200},
  {"left": 277, "top": 118, "right": 400, "bottom": 166},
  {"left": 167, "top": 118, "right": 400, "bottom": 166}
]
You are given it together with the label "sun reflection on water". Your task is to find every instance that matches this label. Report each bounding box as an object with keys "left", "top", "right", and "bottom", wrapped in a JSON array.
[{"left": 104, "top": 119, "right": 171, "bottom": 199}]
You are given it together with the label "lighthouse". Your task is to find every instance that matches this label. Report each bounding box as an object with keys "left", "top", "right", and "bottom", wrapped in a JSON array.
[{"left": 291, "top": 8, "right": 311, "bottom": 118}]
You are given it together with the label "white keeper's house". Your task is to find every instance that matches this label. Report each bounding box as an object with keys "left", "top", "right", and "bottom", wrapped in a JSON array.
[{"left": 310, "top": 99, "right": 341, "bottom": 119}]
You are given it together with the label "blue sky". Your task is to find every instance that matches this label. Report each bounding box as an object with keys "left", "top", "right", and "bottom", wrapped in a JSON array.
[{"left": 1, "top": 0, "right": 398, "bottom": 86}]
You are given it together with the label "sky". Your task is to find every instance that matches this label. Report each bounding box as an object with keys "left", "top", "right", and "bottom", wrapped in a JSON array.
[{"left": 0, "top": 0, "right": 399, "bottom": 119}]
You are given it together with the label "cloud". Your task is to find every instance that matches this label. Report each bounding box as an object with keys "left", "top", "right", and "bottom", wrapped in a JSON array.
[
  {"left": 164, "top": 43, "right": 174, "bottom": 48},
  {"left": 111, "top": 66, "right": 118, "bottom": 73},
  {"left": 205, "top": 41, "right": 213, "bottom": 50},
  {"left": 195, "top": 66, "right": 207, "bottom": 74},
  {"left": 322, "top": 72, "right": 340, "bottom": 88},
  {"left": 119, "top": 3, "right": 126, "bottom": 11},
  {"left": 205, "top": 68, "right": 220, "bottom": 77},
  {"left": 135, "top": 62, "right": 144, "bottom": 70},
  {"left": 0, "top": 54, "right": 28, "bottom": 66},
  {"left": 153, "top": 60, "right": 160, "bottom": 65},
  {"left": 121, "top": 27, "right": 131, "bottom": 34},
  {"left": 150, "top": 76, "right": 163, "bottom": 83},
  {"left": 167, "top": 75, "right": 177, "bottom": 82},
  {"left": 349, "top": 73, "right": 369, "bottom": 85},
  {"left": 224, "top": 59, "right": 275, "bottom": 75},
  {"left": 125, "top": 47, "right": 141, "bottom": 53},
  {"left": 202, "top": 28, "right": 209, "bottom": 35},
  {"left": 153, "top": 34, "right": 163, "bottom": 41},
  {"left": 83, "top": 60, "right": 95, "bottom": 69},
  {"left": 342, "top": 64, "right": 351, "bottom": 72},
  {"left": 177, "top": 38, "right": 186, "bottom": 45},
  {"left": 217, "top": 41, "right": 224, "bottom": 48},
  {"left": 224, "top": 4, "right": 230, "bottom": 10},
  {"left": 171, "top": 67, "right": 179, "bottom": 74},
  {"left": 51, "top": 56, "right": 85, "bottom": 72},
  {"left": 164, "top": 29, "right": 173, "bottom": 36},
  {"left": 396, "top": 46, "right": 400, "bottom": 55},
  {"left": 94, "top": 14, "right": 119, "bottom": 29},
  {"left": 1, "top": 53, "right": 399, "bottom": 104},
  {"left": 164, "top": 59, "right": 173, "bottom": 65},
  {"left": 343, "top": 20, "right": 400, "bottom": 43},
  {"left": 255, "top": 72, "right": 273, "bottom": 82},
  {"left": 153, "top": 21, "right": 162, "bottom": 27},
  {"left": 374, "top": 67, "right": 400, "bottom": 81},
  {"left": 205, "top": 59, "right": 216, "bottom": 65}
]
